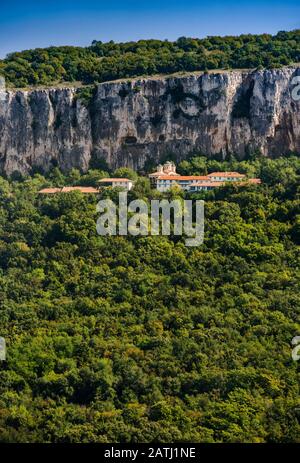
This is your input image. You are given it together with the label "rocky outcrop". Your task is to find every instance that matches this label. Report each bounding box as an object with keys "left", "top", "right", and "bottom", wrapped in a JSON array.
[{"left": 0, "top": 67, "right": 300, "bottom": 175}]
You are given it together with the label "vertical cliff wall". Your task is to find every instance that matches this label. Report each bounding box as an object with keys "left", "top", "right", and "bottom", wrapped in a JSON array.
[{"left": 0, "top": 67, "right": 300, "bottom": 175}]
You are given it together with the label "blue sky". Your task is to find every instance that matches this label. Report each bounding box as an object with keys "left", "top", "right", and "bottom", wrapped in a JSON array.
[{"left": 0, "top": 0, "right": 300, "bottom": 58}]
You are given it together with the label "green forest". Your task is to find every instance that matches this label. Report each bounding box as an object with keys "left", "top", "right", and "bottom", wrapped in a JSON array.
[
  {"left": 0, "top": 154, "right": 299, "bottom": 442},
  {"left": 1, "top": 30, "right": 300, "bottom": 88}
]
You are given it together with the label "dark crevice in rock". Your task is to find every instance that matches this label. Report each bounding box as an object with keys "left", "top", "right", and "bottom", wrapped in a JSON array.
[
  {"left": 123, "top": 136, "right": 138, "bottom": 145},
  {"left": 232, "top": 80, "right": 255, "bottom": 120}
]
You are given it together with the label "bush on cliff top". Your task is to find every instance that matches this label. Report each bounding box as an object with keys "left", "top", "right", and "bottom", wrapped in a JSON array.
[{"left": 1, "top": 30, "right": 300, "bottom": 88}]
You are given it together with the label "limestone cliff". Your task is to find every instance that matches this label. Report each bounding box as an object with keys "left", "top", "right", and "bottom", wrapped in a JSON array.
[{"left": 0, "top": 67, "right": 300, "bottom": 175}]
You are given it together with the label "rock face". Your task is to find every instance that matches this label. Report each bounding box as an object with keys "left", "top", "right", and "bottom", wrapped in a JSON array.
[{"left": 1, "top": 67, "right": 300, "bottom": 175}]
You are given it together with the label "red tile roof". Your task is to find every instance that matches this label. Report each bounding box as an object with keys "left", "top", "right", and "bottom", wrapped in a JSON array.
[
  {"left": 207, "top": 172, "right": 246, "bottom": 178},
  {"left": 38, "top": 188, "right": 61, "bottom": 194},
  {"left": 39, "top": 187, "right": 99, "bottom": 194},
  {"left": 157, "top": 175, "right": 210, "bottom": 181},
  {"left": 98, "top": 178, "right": 132, "bottom": 182},
  {"left": 63, "top": 187, "right": 99, "bottom": 193},
  {"left": 246, "top": 178, "right": 262, "bottom": 184},
  {"left": 191, "top": 181, "right": 225, "bottom": 187}
]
